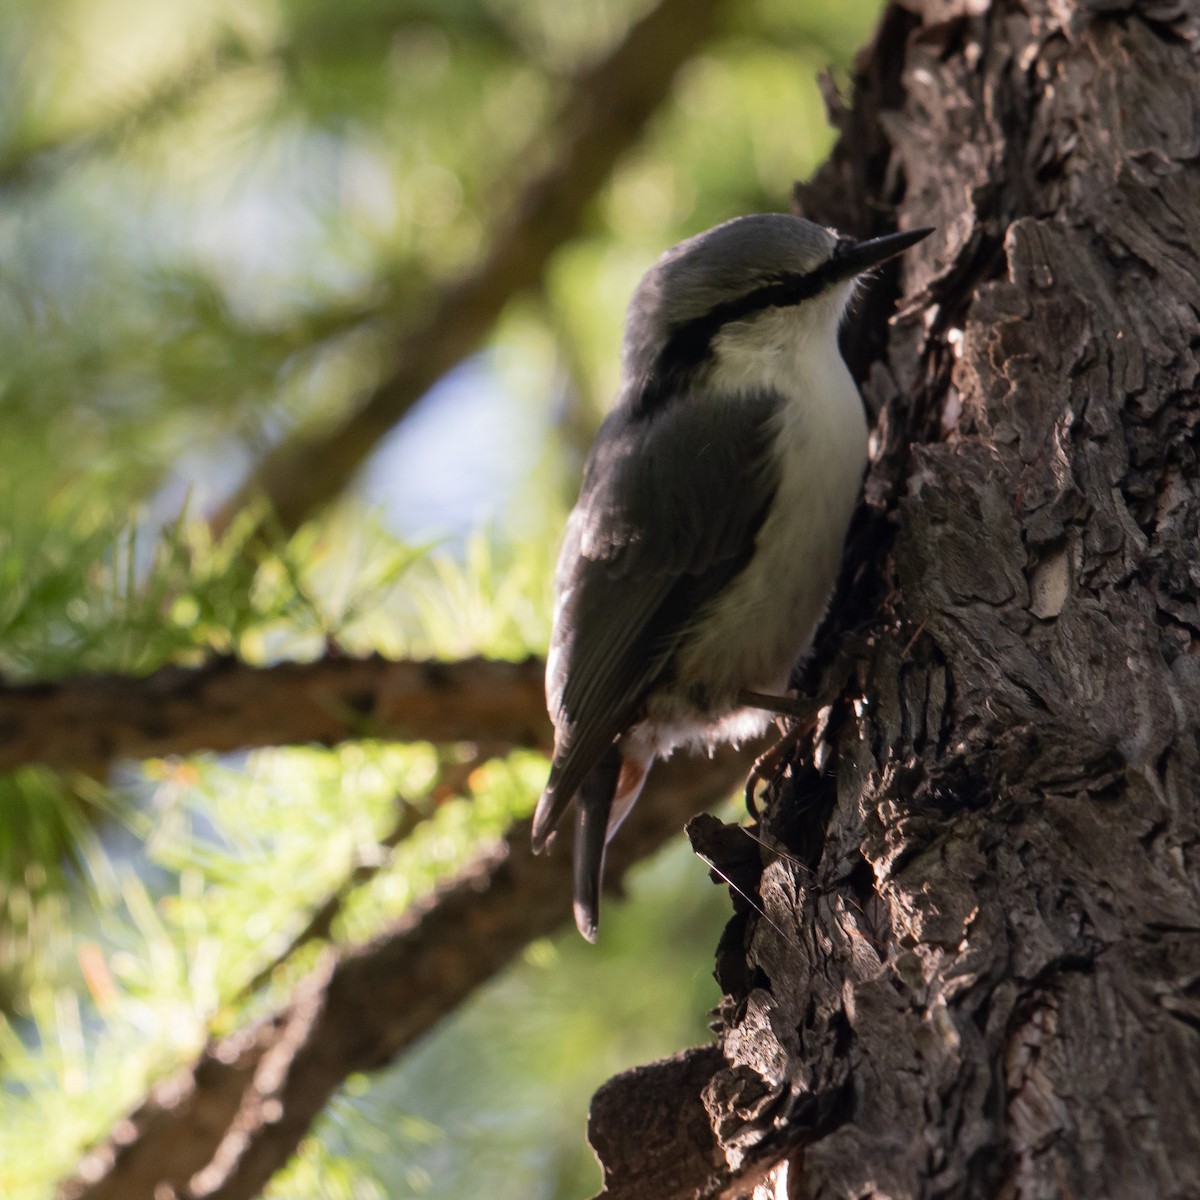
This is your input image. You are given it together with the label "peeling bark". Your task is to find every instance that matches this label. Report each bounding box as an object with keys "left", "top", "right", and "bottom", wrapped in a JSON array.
[{"left": 590, "top": 2, "right": 1200, "bottom": 1196}]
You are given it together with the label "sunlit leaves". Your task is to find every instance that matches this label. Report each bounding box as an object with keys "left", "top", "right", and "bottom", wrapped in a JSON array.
[{"left": 0, "top": 0, "right": 886, "bottom": 1194}]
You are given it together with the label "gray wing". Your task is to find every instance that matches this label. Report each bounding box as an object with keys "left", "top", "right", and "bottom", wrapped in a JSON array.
[{"left": 534, "top": 386, "right": 784, "bottom": 843}]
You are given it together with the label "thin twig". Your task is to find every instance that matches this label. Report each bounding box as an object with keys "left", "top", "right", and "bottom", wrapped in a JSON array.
[{"left": 237, "top": 747, "right": 502, "bottom": 997}]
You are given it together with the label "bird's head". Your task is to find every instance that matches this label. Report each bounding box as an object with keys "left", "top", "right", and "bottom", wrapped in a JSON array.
[{"left": 621, "top": 213, "right": 931, "bottom": 399}]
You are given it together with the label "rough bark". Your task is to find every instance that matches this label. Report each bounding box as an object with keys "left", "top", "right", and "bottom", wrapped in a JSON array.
[
  {"left": 0, "top": 655, "right": 548, "bottom": 772},
  {"left": 590, "top": 1, "right": 1200, "bottom": 1197}
]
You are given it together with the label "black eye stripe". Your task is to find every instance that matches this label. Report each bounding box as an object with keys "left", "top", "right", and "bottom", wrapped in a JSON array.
[
  {"left": 669, "top": 260, "right": 844, "bottom": 364},
  {"left": 632, "top": 259, "right": 843, "bottom": 415},
  {"left": 626, "top": 227, "right": 929, "bottom": 419}
]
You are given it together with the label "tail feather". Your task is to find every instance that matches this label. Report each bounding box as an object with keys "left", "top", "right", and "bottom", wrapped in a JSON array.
[
  {"left": 532, "top": 732, "right": 614, "bottom": 852},
  {"left": 571, "top": 747, "right": 656, "bottom": 941},
  {"left": 531, "top": 782, "right": 567, "bottom": 854},
  {"left": 534, "top": 741, "right": 656, "bottom": 941},
  {"left": 572, "top": 799, "right": 608, "bottom": 944},
  {"left": 570, "top": 747, "right": 622, "bottom": 942}
]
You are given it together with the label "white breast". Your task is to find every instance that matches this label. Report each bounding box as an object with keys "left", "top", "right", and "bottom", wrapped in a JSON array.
[{"left": 652, "top": 292, "right": 868, "bottom": 752}]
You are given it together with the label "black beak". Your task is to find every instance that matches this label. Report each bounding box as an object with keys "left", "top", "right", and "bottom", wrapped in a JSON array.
[{"left": 832, "top": 226, "right": 933, "bottom": 281}]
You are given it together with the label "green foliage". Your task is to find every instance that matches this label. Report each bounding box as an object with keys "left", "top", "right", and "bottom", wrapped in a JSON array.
[
  {"left": 268, "top": 833, "right": 734, "bottom": 1200},
  {"left": 0, "top": 768, "right": 121, "bottom": 1007},
  {"left": 0, "top": 0, "right": 883, "bottom": 1194}
]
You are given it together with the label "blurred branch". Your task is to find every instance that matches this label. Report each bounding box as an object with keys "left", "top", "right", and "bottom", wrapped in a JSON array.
[
  {"left": 57, "top": 740, "right": 762, "bottom": 1200},
  {"left": 213, "top": 0, "right": 730, "bottom": 534},
  {"left": 0, "top": 31, "right": 255, "bottom": 188},
  {"left": 0, "top": 656, "right": 548, "bottom": 772},
  {"left": 0, "top": 8, "right": 520, "bottom": 189},
  {"left": 236, "top": 745, "right": 503, "bottom": 997}
]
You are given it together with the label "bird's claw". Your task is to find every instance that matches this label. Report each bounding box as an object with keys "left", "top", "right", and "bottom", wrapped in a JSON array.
[{"left": 743, "top": 714, "right": 817, "bottom": 816}]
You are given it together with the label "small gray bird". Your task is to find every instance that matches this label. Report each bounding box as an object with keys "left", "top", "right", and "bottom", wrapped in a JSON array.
[{"left": 532, "top": 213, "right": 930, "bottom": 940}]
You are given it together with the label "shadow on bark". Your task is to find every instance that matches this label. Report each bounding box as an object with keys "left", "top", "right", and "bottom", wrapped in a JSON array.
[{"left": 588, "top": 2, "right": 1200, "bottom": 1196}]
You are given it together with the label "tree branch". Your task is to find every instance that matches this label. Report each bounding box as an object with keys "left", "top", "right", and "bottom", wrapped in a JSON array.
[
  {"left": 58, "top": 740, "right": 763, "bottom": 1200},
  {"left": 0, "top": 656, "right": 548, "bottom": 772},
  {"left": 212, "top": 0, "right": 730, "bottom": 534},
  {"left": 0, "top": 10, "right": 520, "bottom": 190},
  {"left": 236, "top": 746, "right": 503, "bottom": 997}
]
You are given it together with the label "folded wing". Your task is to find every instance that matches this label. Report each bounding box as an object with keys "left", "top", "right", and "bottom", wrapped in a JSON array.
[{"left": 532, "top": 385, "right": 785, "bottom": 848}]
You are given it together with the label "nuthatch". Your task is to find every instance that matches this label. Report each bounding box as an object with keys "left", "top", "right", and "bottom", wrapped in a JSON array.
[{"left": 532, "top": 213, "right": 930, "bottom": 940}]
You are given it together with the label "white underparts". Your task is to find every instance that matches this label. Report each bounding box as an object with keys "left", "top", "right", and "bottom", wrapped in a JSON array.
[{"left": 632, "top": 282, "right": 868, "bottom": 759}]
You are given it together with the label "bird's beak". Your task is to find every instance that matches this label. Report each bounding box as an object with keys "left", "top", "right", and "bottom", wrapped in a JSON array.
[{"left": 832, "top": 226, "right": 934, "bottom": 280}]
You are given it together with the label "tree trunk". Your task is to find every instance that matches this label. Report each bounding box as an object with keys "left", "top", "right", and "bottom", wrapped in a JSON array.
[{"left": 589, "top": 1, "right": 1200, "bottom": 1196}]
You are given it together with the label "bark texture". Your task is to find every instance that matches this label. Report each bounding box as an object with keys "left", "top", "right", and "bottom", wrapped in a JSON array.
[
  {"left": 0, "top": 655, "right": 548, "bottom": 771},
  {"left": 591, "top": 1, "right": 1200, "bottom": 1196}
]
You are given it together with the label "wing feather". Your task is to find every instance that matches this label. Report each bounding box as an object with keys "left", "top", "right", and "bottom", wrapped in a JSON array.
[{"left": 536, "top": 385, "right": 784, "bottom": 841}]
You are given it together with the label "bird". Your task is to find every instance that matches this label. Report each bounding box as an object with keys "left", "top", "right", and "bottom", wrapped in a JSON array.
[{"left": 531, "top": 213, "right": 931, "bottom": 941}]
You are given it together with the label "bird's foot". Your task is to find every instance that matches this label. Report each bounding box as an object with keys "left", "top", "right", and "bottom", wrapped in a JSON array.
[{"left": 743, "top": 711, "right": 817, "bottom": 816}]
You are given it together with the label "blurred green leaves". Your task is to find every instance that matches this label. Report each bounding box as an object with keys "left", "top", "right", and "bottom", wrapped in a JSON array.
[{"left": 0, "top": 0, "right": 883, "bottom": 1195}]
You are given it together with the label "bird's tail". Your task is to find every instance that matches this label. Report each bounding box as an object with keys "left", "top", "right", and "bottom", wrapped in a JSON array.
[{"left": 571, "top": 748, "right": 651, "bottom": 942}]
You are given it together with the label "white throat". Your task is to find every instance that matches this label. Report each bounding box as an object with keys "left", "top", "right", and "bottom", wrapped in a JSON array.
[
  {"left": 706, "top": 281, "right": 857, "bottom": 398},
  {"left": 705, "top": 291, "right": 867, "bottom": 559}
]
